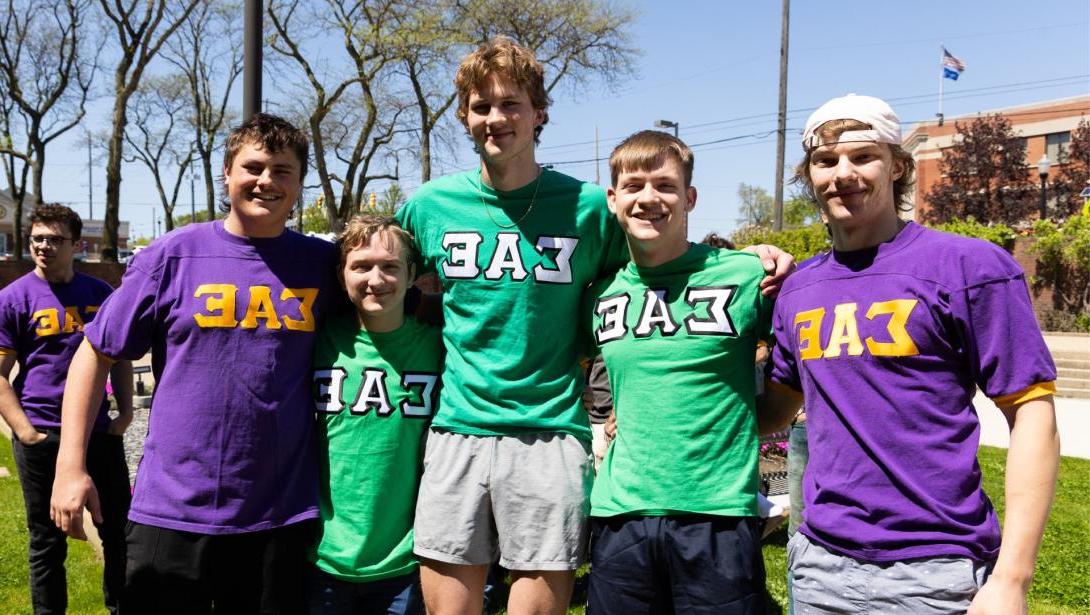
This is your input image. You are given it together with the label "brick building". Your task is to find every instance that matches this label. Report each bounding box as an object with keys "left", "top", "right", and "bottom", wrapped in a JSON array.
[{"left": 902, "top": 95, "right": 1090, "bottom": 221}]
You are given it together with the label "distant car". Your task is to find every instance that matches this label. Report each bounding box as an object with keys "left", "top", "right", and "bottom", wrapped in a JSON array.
[{"left": 120, "top": 246, "right": 146, "bottom": 265}]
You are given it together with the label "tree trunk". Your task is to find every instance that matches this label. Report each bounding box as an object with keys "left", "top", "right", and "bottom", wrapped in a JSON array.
[
  {"left": 30, "top": 138, "right": 44, "bottom": 206},
  {"left": 420, "top": 126, "right": 432, "bottom": 183},
  {"left": 102, "top": 94, "right": 127, "bottom": 262},
  {"left": 202, "top": 155, "right": 216, "bottom": 218}
]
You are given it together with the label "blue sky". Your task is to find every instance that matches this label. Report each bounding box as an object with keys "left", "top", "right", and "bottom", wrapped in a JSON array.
[{"left": 40, "top": 0, "right": 1090, "bottom": 240}]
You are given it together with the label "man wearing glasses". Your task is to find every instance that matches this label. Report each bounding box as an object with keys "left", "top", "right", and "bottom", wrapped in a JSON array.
[{"left": 0, "top": 204, "right": 132, "bottom": 614}]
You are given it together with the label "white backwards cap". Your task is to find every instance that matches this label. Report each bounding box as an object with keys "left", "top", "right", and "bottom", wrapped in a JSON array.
[{"left": 802, "top": 94, "right": 901, "bottom": 151}]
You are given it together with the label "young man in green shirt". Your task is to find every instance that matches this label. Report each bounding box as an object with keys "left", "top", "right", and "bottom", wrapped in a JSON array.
[
  {"left": 395, "top": 37, "right": 794, "bottom": 615},
  {"left": 586, "top": 130, "right": 772, "bottom": 613},
  {"left": 308, "top": 216, "right": 441, "bottom": 614}
]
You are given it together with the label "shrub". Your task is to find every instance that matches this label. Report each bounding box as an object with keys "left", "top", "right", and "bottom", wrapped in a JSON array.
[
  {"left": 930, "top": 218, "right": 1017, "bottom": 250},
  {"left": 730, "top": 223, "right": 831, "bottom": 263}
]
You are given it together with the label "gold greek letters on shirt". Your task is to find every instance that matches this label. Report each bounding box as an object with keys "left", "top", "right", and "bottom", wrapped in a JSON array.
[
  {"left": 32, "top": 306, "right": 98, "bottom": 337},
  {"left": 192, "top": 284, "right": 318, "bottom": 331},
  {"left": 794, "top": 299, "right": 920, "bottom": 360}
]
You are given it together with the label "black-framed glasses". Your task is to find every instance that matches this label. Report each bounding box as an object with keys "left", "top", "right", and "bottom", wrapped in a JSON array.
[{"left": 28, "top": 234, "right": 72, "bottom": 247}]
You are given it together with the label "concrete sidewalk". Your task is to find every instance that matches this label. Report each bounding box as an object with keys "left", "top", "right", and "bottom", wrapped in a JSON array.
[{"left": 976, "top": 392, "right": 1089, "bottom": 459}]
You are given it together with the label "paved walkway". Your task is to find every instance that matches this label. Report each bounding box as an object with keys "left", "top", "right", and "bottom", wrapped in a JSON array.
[{"left": 976, "top": 392, "right": 1089, "bottom": 459}]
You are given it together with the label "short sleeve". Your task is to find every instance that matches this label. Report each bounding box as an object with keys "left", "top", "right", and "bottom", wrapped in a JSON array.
[
  {"left": 82, "top": 262, "right": 161, "bottom": 361},
  {"left": 394, "top": 199, "right": 435, "bottom": 274},
  {"left": 597, "top": 214, "right": 629, "bottom": 281},
  {"left": 0, "top": 299, "right": 18, "bottom": 352},
  {"left": 956, "top": 270, "right": 1056, "bottom": 400},
  {"left": 755, "top": 277, "right": 775, "bottom": 345},
  {"left": 767, "top": 300, "right": 802, "bottom": 391}
]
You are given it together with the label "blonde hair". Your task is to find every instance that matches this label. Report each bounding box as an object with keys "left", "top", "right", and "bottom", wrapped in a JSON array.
[
  {"left": 609, "top": 130, "right": 694, "bottom": 187},
  {"left": 792, "top": 119, "right": 916, "bottom": 212},
  {"left": 454, "top": 36, "right": 550, "bottom": 142},
  {"left": 336, "top": 215, "right": 421, "bottom": 277}
]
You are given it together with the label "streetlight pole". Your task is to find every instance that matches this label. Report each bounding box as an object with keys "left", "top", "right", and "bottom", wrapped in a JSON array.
[
  {"left": 773, "top": 0, "right": 790, "bottom": 231},
  {"left": 1037, "top": 154, "right": 1051, "bottom": 221},
  {"left": 87, "top": 137, "right": 94, "bottom": 220},
  {"left": 189, "top": 171, "right": 197, "bottom": 223},
  {"left": 654, "top": 119, "right": 679, "bottom": 138},
  {"left": 243, "top": 0, "right": 263, "bottom": 121}
]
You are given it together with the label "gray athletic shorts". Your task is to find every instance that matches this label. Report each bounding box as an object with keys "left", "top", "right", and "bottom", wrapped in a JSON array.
[
  {"left": 413, "top": 429, "right": 593, "bottom": 571},
  {"left": 788, "top": 532, "right": 994, "bottom": 614}
]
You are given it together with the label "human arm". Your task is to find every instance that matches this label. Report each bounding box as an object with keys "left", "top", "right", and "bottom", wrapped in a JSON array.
[
  {"left": 740, "top": 244, "right": 797, "bottom": 298},
  {"left": 50, "top": 340, "right": 114, "bottom": 540},
  {"left": 968, "top": 396, "right": 1059, "bottom": 615},
  {"left": 757, "top": 380, "right": 804, "bottom": 436},
  {"left": 106, "top": 360, "right": 134, "bottom": 436},
  {"left": 0, "top": 352, "right": 47, "bottom": 445}
]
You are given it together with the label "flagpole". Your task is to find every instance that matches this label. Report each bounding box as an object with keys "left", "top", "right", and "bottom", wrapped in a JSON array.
[{"left": 938, "top": 44, "right": 945, "bottom": 126}]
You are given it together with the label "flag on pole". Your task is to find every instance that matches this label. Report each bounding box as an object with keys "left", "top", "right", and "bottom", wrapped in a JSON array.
[{"left": 942, "top": 47, "right": 965, "bottom": 81}]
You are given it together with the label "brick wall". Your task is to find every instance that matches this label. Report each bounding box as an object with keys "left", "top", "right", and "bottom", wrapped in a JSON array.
[{"left": 1011, "top": 237, "right": 1054, "bottom": 309}]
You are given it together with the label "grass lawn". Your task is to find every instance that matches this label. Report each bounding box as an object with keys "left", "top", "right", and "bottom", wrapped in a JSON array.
[
  {"left": 2, "top": 442, "right": 1086, "bottom": 614},
  {"left": 0, "top": 437, "right": 104, "bottom": 615},
  {"left": 758, "top": 445, "right": 1089, "bottom": 615}
]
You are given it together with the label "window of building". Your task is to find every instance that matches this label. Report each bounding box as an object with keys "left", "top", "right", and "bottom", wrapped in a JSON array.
[{"left": 1046, "top": 132, "right": 1071, "bottom": 163}]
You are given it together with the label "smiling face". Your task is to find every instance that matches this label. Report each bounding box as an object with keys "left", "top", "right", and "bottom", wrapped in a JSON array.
[
  {"left": 223, "top": 141, "right": 303, "bottom": 237},
  {"left": 465, "top": 74, "right": 544, "bottom": 171},
  {"left": 808, "top": 140, "right": 904, "bottom": 236},
  {"left": 28, "top": 221, "right": 76, "bottom": 275},
  {"left": 608, "top": 156, "right": 697, "bottom": 265},
  {"left": 341, "top": 231, "right": 413, "bottom": 331}
]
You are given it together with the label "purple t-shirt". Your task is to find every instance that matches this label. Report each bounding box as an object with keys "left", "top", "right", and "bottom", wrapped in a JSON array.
[
  {"left": 0, "top": 271, "right": 113, "bottom": 431},
  {"left": 84, "top": 221, "right": 337, "bottom": 534},
  {"left": 769, "top": 222, "right": 1055, "bottom": 562}
]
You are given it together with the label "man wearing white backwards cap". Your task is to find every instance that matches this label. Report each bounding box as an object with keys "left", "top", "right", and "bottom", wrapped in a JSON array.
[{"left": 762, "top": 94, "right": 1060, "bottom": 613}]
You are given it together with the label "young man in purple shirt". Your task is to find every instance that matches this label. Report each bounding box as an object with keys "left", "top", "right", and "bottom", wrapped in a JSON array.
[
  {"left": 50, "top": 114, "right": 337, "bottom": 612},
  {"left": 763, "top": 94, "right": 1060, "bottom": 613},
  {"left": 0, "top": 203, "right": 133, "bottom": 614}
]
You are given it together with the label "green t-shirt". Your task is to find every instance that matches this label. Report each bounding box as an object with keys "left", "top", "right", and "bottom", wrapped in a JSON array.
[
  {"left": 310, "top": 312, "right": 443, "bottom": 581},
  {"left": 587, "top": 244, "right": 773, "bottom": 517},
  {"left": 395, "top": 168, "right": 628, "bottom": 439}
]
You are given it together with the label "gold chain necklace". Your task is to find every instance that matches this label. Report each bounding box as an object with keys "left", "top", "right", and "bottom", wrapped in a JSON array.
[{"left": 479, "top": 167, "right": 543, "bottom": 229}]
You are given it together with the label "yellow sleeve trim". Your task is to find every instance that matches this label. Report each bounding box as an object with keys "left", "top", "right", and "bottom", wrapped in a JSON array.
[
  {"left": 990, "top": 382, "right": 1056, "bottom": 408},
  {"left": 0, "top": 347, "right": 15, "bottom": 356},
  {"left": 767, "top": 379, "right": 805, "bottom": 404},
  {"left": 81, "top": 338, "right": 119, "bottom": 364}
]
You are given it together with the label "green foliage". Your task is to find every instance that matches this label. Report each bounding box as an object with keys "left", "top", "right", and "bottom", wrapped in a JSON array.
[
  {"left": 758, "top": 447, "right": 1090, "bottom": 613},
  {"left": 736, "top": 184, "right": 774, "bottom": 227},
  {"left": 376, "top": 183, "right": 406, "bottom": 215},
  {"left": 1031, "top": 216, "right": 1090, "bottom": 319},
  {"left": 1053, "top": 119, "right": 1090, "bottom": 219},
  {"left": 301, "top": 196, "right": 332, "bottom": 235},
  {"left": 925, "top": 114, "right": 1037, "bottom": 224},
  {"left": 978, "top": 446, "right": 1089, "bottom": 611},
  {"left": 929, "top": 218, "right": 1017, "bottom": 250},
  {"left": 730, "top": 222, "right": 831, "bottom": 263},
  {"left": 1, "top": 439, "right": 104, "bottom": 614},
  {"left": 172, "top": 209, "right": 216, "bottom": 228},
  {"left": 736, "top": 185, "right": 819, "bottom": 230},
  {"left": 783, "top": 196, "right": 820, "bottom": 230}
]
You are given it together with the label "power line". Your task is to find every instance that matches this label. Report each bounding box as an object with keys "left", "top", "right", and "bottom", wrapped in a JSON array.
[{"left": 536, "top": 75, "right": 1088, "bottom": 153}]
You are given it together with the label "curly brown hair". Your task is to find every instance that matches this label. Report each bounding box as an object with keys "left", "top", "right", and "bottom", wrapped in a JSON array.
[{"left": 29, "top": 203, "right": 82, "bottom": 240}]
